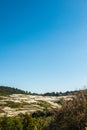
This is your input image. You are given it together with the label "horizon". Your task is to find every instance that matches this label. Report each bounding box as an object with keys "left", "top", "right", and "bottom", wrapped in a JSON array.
[
  {"left": 0, "top": 0, "right": 87, "bottom": 93},
  {"left": 0, "top": 85, "right": 85, "bottom": 94}
]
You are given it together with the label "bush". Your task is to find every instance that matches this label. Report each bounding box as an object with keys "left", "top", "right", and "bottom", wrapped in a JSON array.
[{"left": 44, "top": 90, "right": 87, "bottom": 130}]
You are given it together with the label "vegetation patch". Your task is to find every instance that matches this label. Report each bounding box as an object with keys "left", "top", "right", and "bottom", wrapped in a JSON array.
[
  {"left": 55, "top": 98, "right": 64, "bottom": 106},
  {"left": 37, "top": 100, "right": 52, "bottom": 108},
  {"left": 5, "top": 101, "right": 22, "bottom": 108},
  {"left": 0, "top": 110, "right": 53, "bottom": 130},
  {"left": 44, "top": 90, "right": 87, "bottom": 130},
  {"left": 0, "top": 109, "right": 5, "bottom": 113}
]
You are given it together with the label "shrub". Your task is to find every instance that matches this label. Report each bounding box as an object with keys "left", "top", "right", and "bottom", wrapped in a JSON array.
[{"left": 44, "top": 90, "right": 87, "bottom": 130}]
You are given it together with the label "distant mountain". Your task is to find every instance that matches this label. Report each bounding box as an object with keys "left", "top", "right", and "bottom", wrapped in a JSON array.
[{"left": 0, "top": 86, "right": 26, "bottom": 95}]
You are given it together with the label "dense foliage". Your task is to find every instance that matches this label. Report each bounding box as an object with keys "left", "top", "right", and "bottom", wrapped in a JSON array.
[{"left": 0, "top": 110, "right": 52, "bottom": 130}]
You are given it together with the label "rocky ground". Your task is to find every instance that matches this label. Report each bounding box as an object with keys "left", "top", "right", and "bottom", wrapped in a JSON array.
[{"left": 0, "top": 94, "right": 73, "bottom": 117}]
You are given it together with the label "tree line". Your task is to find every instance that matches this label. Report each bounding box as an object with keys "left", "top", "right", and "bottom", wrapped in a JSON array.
[{"left": 0, "top": 86, "right": 80, "bottom": 96}]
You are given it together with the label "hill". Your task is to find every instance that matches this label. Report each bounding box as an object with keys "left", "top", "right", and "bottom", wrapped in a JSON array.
[
  {"left": 0, "top": 86, "right": 26, "bottom": 95},
  {"left": 0, "top": 86, "right": 87, "bottom": 130}
]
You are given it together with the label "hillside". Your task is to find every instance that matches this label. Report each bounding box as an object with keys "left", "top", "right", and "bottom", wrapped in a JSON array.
[
  {"left": 0, "top": 86, "right": 26, "bottom": 95},
  {"left": 0, "top": 93, "right": 67, "bottom": 117},
  {"left": 0, "top": 86, "right": 74, "bottom": 117},
  {"left": 0, "top": 86, "right": 87, "bottom": 130}
]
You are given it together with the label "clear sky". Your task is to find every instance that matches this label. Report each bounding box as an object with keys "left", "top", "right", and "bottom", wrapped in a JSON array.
[{"left": 0, "top": 0, "right": 87, "bottom": 93}]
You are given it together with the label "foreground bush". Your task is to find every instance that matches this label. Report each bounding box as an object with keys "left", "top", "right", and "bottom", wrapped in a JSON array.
[
  {"left": 44, "top": 90, "right": 87, "bottom": 130},
  {"left": 0, "top": 110, "right": 52, "bottom": 130}
]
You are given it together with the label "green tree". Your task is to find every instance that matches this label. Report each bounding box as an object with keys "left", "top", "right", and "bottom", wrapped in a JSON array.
[{"left": 22, "top": 114, "right": 37, "bottom": 130}]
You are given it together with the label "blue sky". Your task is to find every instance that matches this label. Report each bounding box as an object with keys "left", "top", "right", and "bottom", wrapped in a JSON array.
[{"left": 0, "top": 0, "right": 87, "bottom": 93}]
